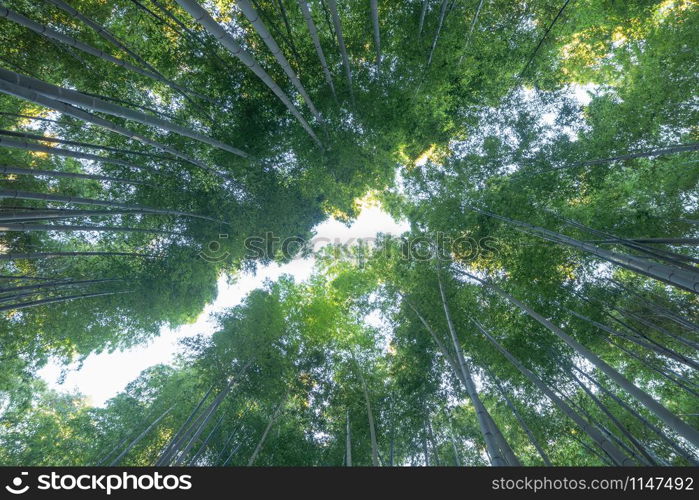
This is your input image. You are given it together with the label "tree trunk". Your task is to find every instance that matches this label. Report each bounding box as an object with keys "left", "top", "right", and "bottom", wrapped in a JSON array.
[
  {"left": 0, "top": 136, "right": 152, "bottom": 173},
  {"left": 489, "top": 371, "right": 553, "bottom": 466},
  {"left": 236, "top": 0, "right": 322, "bottom": 122},
  {"left": 45, "top": 0, "right": 207, "bottom": 106},
  {"left": 569, "top": 369, "right": 657, "bottom": 466},
  {"left": 466, "top": 205, "right": 699, "bottom": 293},
  {"left": 188, "top": 413, "right": 226, "bottom": 465},
  {"left": 435, "top": 270, "right": 520, "bottom": 464},
  {"left": 518, "top": 0, "right": 572, "bottom": 78},
  {"left": 458, "top": 0, "right": 485, "bottom": 63},
  {"left": 173, "top": 382, "right": 235, "bottom": 465},
  {"left": 326, "top": 0, "right": 355, "bottom": 108},
  {"left": 355, "top": 363, "right": 379, "bottom": 466},
  {"left": 0, "top": 209, "right": 176, "bottom": 223},
  {"left": 449, "top": 425, "right": 461, "bottom": 466},
  {"left": 0, "top": 128, "right": 169, "bottom": 161},
  {"left": 345, "top": 409, "right": 352, "bottom": 466},
  {"left": 370, "top": 0, "right": 381, "bottom": 69},
  {"left": 532, "top": 143, "right": 699, "bottom": 176},
  {"left": 427, "top": 0, "right": 448, "bottom": 67},
  {"left": 109, "top": 405, "right": 174, "bottom": 465},
  {"left": 473, "top": 318, "right": 634, "bottom": 465},
  {"left": 405, "top": 296, "right": 507, "bottom": 466},
  {"left": 426, "top": 415, "right": 439, "bottom": 465},
  {"left": 0, "top": 68, "right": 245, "bottom": 157},
  {"left": 578, "top": 369, "right": 699, "bottom": 465},
  {"left": 0, "top": 278, "right": 120, "bottom": 295},
  {"left": 418, "top": 0, "right": 428, "bottom": 36},
  {"left": 247, "top": 398, "right": 284, "bottom": 466},
  {"left": 466, "top": 274, "right": 699, "bottom": 448},
  {"left": 0, "top": 6, "right": 210, "bottom": 108},
  {"left": 157, "top": 385, "right": 215, "bottom": 466},
  {"left": 297, "top": 0, "right": 337, "bottom": 100},
  {"left": 567, "top": 308, "right": 699, "bottom": 372},
  {"left": 0, "top": 189, "right": 224, "bottom": 224},
  {"left": 0, "top": 251, "right": 151, "bottom": 261},
  {"left": 0, "top": 221, "right": 178, "bottom": 235},
  {"left": 0, "top": 289, "right": 132, "bottom": 312},
  {"left": 0, "top": 78, "right": 218, "bottom": 175},
  {"left": 1, "top": 164, "right": 144, "bottom": 186},
  {"left": 174, "top": 0, "right": 321, "bottom": 147}
]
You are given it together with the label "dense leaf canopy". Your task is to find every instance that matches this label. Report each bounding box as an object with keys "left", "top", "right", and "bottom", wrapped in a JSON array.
[{"left": 0, "top": 0, "right": 697, "bottom": 466}]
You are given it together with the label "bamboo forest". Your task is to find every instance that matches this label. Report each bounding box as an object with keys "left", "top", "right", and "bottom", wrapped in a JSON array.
[{"left": 0, "top": 0, "right": 697, "bottom": 469}]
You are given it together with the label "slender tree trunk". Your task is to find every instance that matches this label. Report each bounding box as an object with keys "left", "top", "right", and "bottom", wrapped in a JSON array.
[
  {"left": 171, "top": 361, "right": 253, "bottom": 466},
  {"left": 247, "top": 398, "right": 284, "bottom": 466},
  {"left": 611, "top": 280, "right": 699, "bottom": 334},
  {"left": 345, "top": 410, "right": 352, "bottom": 466},
  {"left": 0, "top": 77, "right": 218, "bottom": 175},
  {"left": 96, "top": 436, "right": 130, "bottom": 466},
  {"left": 594, "top": 238, "right": 699, "bottom": 245},
  {"left": 0, "top": 278, "right": 120, "bottom": 295},
  {"left": 426, "top": 415, "right": 440, "bottom": 465},
  {"left": 465, "top": 206, "right": 699, "bottom": 294},
  {"left": 569, "top": 369, "right": 657, "bottom": 466},
  {"left": 174, "top": 0, "right": 321, "bottom": 147},
  {"left": 45, "top": 0, "right": 207, "bottom": 106},
  {"left": 422, "top": 425, "right": 430, "bottom": 466},
  {"left": 173, "top": 382, "right": 235, "bottom": 465},
  {"left": 370, "top": 0, "right": 381, "bottom": 69},
  {"left": 0, "top": 222, "right": 178, "bottom": 236},
  {"left": 518, "top": 0, "right": 572, "bottom": 78},
  {"left": 0, "top": 189, "right": 224, "bottom": 224},
  {"left": 449, "top": 425, "right": 461, "bottom": 466},
  {"left": 560, "top": 391, "right": 643, "bottom": 465},
  {"left": 405, "top": 297, "right": 507, "bottom": 466},
  {"left": 567, "top": 308, "right": 699, "bottom": 372},
  {"left": 473, "top": 318, "right": 634, "bottom": 465},
  {"left": 489, "top": 371, "right": 553, "bottom": 466},
  {"left": 355, "top": 361, "right": 379, "bottom": 466},
  {"left": 326, "top": 0, "right": 355, "bottom": 108},
  {"left": 620, "top": 308, "right": 699, "bottom": 351},
  {"left": 271, "top": 0, "right": 303, "bottom": 66},
  {"left": 0, "top": 128, "right": 169, "bottom": 160},
  {"left": 236, "top": 0, "right": 322, "bottom": 122},
  {"left": 0, "top": 209, "right": 176, "bottom": 223},
  {"left": 0, "top": 6, "right": 210, "bottom": 108},
  {"left": 222, "top": 441, "right": 244, "bottom": 466},
  {"left": 604, "top": 333, "right": 699, "bottom": 398},
  {"left": 0, "top": 289, "right": 132, "bottom": 312},
  {"left": 297, "top": 0, "right": 337, "bottom": 100},
  {"left": 465, "top": 273, "right": 699, "bottom": 448},
  {"left": 109, "top": 406, "right": 174, "bottom": 465},
  {"left": 531, "top": 143, "right": 699, "bottom": 176},
  {"left": 0, "top": 251, "right": 151, "bottom": 261},
  {"left": 0, "top": 136, "right": 152, "bottom": 173},
  {"left": 188, "top": 413, "right": 226, "bottom": 465},
  {"left": 1, "top": 164, "right": 144, "bottom": 186},
  {"left": 435, "top": 271, "right": 519, "bottom": 464},
  {"left": 418, "top": 0, "right": 429, "bottom": 36},
  {"left": 0, "top": 68, "right": 246, "bottom": 158},
  {"left": 483, "top": 409, "right": 521, "bottom": 466},
  {"left": 426, "top": 0, "right": 448, "bottom": 67},
  {"left": 571, "top": 434, "right": 615, "bottom": 466},
  {"left": 577, "top": 369, "right": 699, "bottom": 465},
  {"left": 157, "top": 386, "right": 215, "bottom": 466},
  {"left": 458, "top": 0, "right": 485, "bottom": 63}
]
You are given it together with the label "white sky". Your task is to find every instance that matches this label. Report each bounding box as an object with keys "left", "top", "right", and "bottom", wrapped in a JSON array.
[{"left": 38, "top": 203, "right": 409, "bottom": 406}]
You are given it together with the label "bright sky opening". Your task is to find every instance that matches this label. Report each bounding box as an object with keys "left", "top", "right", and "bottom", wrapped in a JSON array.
[{"left": 38, "top": 203, "right": 409, "bottom": 406}]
